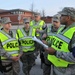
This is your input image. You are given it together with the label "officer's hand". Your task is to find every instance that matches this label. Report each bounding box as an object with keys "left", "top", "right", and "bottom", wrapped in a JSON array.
[
  {"left": 42, "top": 40, "right": 47, "bottom": 45},
  {"left": 17, "top": 54, "right": 22, "bottom": 59},
  {"left": 45, "top": 47, "right": 56, "bottom": 55},
  {"left": 42, "top": 34, "right": 47, "bottom": 38},
  {"left": 36, "top": 29, "right": 40, "bottom": 32},
  {"left": 11, "top": 56, "right": 19, "bottom": 61}
]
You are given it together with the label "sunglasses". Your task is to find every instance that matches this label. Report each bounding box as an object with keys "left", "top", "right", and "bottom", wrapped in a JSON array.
[
  {"left": 53, "top": 21, "right": 59, "bottom": 23},
  {"left": 61, "top": 14, "right": 68, "bottom": 16},
  {"left": 25, "top": 22, "right": 29, "bottom": 24}
]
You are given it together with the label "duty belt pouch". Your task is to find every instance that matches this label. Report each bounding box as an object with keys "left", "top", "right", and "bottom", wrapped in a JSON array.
[
  {"left": 3, "top": 62, "right": 12, "bottom": 72},
  {"left": 0, "top": 56, "right": 4, "bottom": 73},
  {"left": 40, "top": 52, "right": 45, "bottom": 63}
]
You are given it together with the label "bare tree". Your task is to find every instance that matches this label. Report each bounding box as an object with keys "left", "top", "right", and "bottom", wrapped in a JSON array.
[
  {"left": 42, "top": 9, "right": 45, "bottom": 17},
  {"left": 30, "top": 3, "right": 34, "bottom": 16},
  {"left": 29, "top": 3, "right": 35, "bottom": 20},
  {"left": 31, "top": 3, "right": 34, "bottom": 12}
]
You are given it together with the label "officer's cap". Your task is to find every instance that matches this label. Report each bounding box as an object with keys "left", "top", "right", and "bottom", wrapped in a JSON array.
[
  {"left": 59, "top": 7, "right": 75, "bottom": 19},
  {"left": 52, "top": 14, "right": 61, "bottom": 22},
  {"left": 34, "top": 13, "right": 41, "bottom": 17},
  {"left": 2, "top": 17, "right": 11, "bottom": 24},
  {"left": 23, "top": 18, "right": 30, "bottom": 23}
]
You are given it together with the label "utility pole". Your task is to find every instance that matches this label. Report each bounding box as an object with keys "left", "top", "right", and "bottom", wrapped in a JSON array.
[
  {"left": 18, "top": 14, "right": 21, "bottom": 28},
  {"left": 30, "top": 3, "right": 34, "bottom": 20},
  {"left": 42, "top": 9, "right": 45, "bottom": 17}
]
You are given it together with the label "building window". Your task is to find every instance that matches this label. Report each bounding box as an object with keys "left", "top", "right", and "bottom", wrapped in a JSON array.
[
  {"left": 16, "top": 11, "right": 19, "bottom": 14},
  {"left": 21, "top": 12, "right": 23, "bottom": 14},
  {"left": 19, "top": 11, "right": 20, "bottom": 14},
  {"left": 11, "top": 12, "right": 13, "bottom": 14},
  {"left": 22, "top": 12, "right": 24, "bottom": 14},
  {"left": 11, "top": 11, "right": 24, "bottom": 14},
  {"left": 13, "top": 12, "right": 16, "bottom": 14}
]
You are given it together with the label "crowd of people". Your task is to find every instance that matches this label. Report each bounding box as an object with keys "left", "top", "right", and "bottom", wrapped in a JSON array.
[{"left": 0, "top": 7, "right": 75, "bottom": 75}]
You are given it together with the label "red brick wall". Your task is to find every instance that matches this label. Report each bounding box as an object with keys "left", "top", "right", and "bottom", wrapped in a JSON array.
[
  {"left": 25, "top": 12, "right": 33, "bottom": 17},
  {"left": 0, "top": 11, "right": 52, "bottom": 25},
  {"left": 41, "top": 17, "right": 52, "bottom": 23},
  {"left": 0, "top": 12, "right": 33, "bottom": 25},
  {"left": 0, "top": 14, "right": 19, "bottom": 25}
]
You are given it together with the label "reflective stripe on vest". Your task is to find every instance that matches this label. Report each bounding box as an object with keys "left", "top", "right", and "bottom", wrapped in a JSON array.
[
  {"left": 48, "top": 27, "right": 75, "bottom": 67},
  {"left": 53, "top": 34, "right": 70, "bottom": 44},
  {"left": 0, "top": 30, "right": 11, "bottom": 39},
  {"left": 7, "top": 51, "right": 19, "bottom": 55},
  {"left": 20, "top": 28, "right": 33, "bottom": 36},
  {"left": 19, "top": 36, "right": 33, "bottom": 40},
  {"left": 57, "top": 25, "right": 65, "bottom": 34},
  {"left": 17, "top": 28, "right": 35, "bottom": 52},
  {"left": 1, "top": 54, "right": 19, "bottom": 60},
  {"left": 2, "top": 38, "right": 16, "bottom": 45},
  {"left": 47, "top": 25, "right": 51, "bottom": 35},
  {"left": 21, "top": 46, "right": 35, "bottom": 52}
]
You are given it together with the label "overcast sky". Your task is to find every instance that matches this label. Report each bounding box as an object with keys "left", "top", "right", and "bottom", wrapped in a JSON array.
[{"left": 0, "top": 0, "right": 75, "bottom": 16}]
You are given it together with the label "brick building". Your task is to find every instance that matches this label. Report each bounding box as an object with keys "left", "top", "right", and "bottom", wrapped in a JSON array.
[
  {"left": 0, "top": 9, "right": 34, "bottom": 25},
  {"left": 0, "top": 9, "right": 52, "bottom": 25},
  {"left": 41, "top": 16, "right": 52, "bottom": 23}
]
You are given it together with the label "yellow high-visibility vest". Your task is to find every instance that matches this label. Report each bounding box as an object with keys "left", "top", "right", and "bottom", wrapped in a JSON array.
[
  {"left": 17, "top": 27, "right": 36, "bottom": 52},
  {"left": 48, "top": 26, "right": 75, "bottom": 67},
  {"left": 30, "top": 20, "right": 45, "bottom": 36},
  {"left": 0, "top": 30, "right": 19, "bottom": 60}
]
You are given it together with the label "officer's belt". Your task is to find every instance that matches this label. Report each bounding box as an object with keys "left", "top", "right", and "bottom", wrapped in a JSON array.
[{"left": 3, "top": 62, "right": 12, "bottom": 72}]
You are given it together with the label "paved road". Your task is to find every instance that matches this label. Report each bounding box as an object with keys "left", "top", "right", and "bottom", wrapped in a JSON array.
[{"left": 0, "top": 55, "right": 43, "bottom": 75}]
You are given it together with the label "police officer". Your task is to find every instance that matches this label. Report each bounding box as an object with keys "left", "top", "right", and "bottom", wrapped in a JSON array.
[
  {"left": 0, "top": 17, "right": 20, "bottom": 75},
  {"left": 30, "top": 13, "right": 46, "bottom": 60},
  {"left": 42, "top": 14, "right": 61, "bottom": 75},
  {"left": 30, "top": 13, "right": 45, "bottom": 38},
  {"left": 16, "top": 18, "right": 36, "bottom": 75},
  {"left": 45, "top": 7, "right": 75, "bottom": 75}
]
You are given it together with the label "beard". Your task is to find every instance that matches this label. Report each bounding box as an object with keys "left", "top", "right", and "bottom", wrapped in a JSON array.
[{"left": 60, "top": 21, "right": 67, "bottom": 26}]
